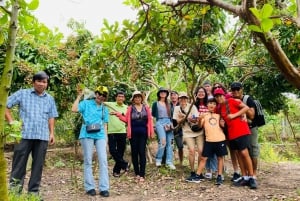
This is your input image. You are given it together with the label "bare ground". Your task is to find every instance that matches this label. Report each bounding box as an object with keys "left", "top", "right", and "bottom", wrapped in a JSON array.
[{"left": 5, "top": 146, "right": 300, "bottom": 201}]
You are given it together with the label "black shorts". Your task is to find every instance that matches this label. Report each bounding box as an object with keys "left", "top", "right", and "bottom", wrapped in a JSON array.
[
  {"left": 202, "top": 141, "right": 228, "bottom": 157},
  {"left": 229, "top": 135, "right": 250, "bottom": 151}
]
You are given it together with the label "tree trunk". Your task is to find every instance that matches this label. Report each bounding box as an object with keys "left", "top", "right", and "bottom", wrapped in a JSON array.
[{"left": 0, "top": 1, "right": 19, "bottom": 200}]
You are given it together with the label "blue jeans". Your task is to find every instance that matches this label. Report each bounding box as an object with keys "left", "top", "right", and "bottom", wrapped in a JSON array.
[
  {"left": 80, "top": 138, "right": 109, "bottom": 192},
  {"left": 155, "top": 118, "right": 174, "bottom": 165},
  {"left": 205, "top": 154, "right": 218, "bottom": 172}
]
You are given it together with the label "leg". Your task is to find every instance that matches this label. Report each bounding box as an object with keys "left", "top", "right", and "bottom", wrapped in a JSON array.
[
  {"left": 108, "top": 134, "right": 120, "bottom": 174},
  {"left": 185, "top": 137, "right": 196, "bottom": 172},
  {"left": 28, "top": 140, "right": 48, "bottom": 193},
  {"left": 249, "top": 127, "right": 260, "bottom": 177},
  {"left": 95, "top": 139, "right": 110, "bottom": 192},
  {"left": 10, "top": 139, "right": 32, "bottom": 193},
  {"left": 80, "top": 138, "right": 95, "bottom": 191},
  {"left": 129, "top": 134, "right": 140, "bottom": 176},
  {"left": 155, "top": 120, "right": 166, "bottom": 164},
  {"left": 165, "top": 131, "right": 175, "bottom": 166},
  {"left": 138, "top": 133, "right": 148, "bottom": 178},
  {"left": 174, "top": 134, "right": 184, "bottom": 165}
]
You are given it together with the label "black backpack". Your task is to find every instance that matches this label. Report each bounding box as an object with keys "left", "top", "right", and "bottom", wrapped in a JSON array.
[{"left": 242, "top": 95, "right": 266, "bottom": 127}]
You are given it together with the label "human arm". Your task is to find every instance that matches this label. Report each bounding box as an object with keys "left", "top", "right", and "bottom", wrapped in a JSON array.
[
  {"left": 245, "top": 97, "right": 256, "bottom": 120},
  {"left": 48, "top": 118, "right": 55, "bottom": 145},
  {"left": 227, "top": 100, "right": 249, "bottom": 120},
  {"left": 5, "top": 108, "right": 14, "bottom": 124},
  {"left": 71, "top": 90, "right": 84, "bottom": 112}
]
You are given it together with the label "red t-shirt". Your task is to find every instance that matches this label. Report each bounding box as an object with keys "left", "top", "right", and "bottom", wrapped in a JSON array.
[{"left": 219, "top": 98, "right": 250, "bottom": 140}]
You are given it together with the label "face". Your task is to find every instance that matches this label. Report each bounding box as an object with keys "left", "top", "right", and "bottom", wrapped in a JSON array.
[
  {"left": 179, "top": 97, "right": 188, "bottom": 106},
  {"left": 159, "top": 91, "right": 168, "bottom": 99},
  {"left": 33, "top": 79, "right": 48, "bottom": 95},
  {"left": 170, "top": 93, "right": 178, "bottom": 102},
  {"left": 116, "top": 94, "right": 125, "bottom": 104},
  {"left": 231, "top": 87, "right": 243, "bottom": 99},
  {"left": 204, "top": 84, "right": 212, "bottom": 94},
  {"left": 197, "top": 88, "right": 206, "bottom": 99},
  {"left": 207, "top": 101, "right": 217, "bottom": 112},
  {"left": 95, "top": 92, "right": 107, "bottom": 104},
  {"left": 133, "top": 95, "right": 142, "bottom": 104},
  {"left": 214, "top": 94, "right": 225, "bottom": 104}
]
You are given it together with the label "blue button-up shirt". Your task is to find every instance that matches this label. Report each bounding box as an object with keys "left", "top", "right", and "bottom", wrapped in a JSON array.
[
  {"left": 78, "top": 99, "right": 109, "bottom": 139},
  {"left": 6, "top": 88, "right": 59, "bottom": 141}
]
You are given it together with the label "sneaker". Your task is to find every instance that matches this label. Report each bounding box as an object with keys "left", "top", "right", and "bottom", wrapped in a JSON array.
[
  {"left": 99, "top": 190, "right": 109, "bottom": 197},
  {"left": 249, "top": 178, "right": 257, "bottom": 189},
  {"left": 156, "top": 161, "right": 162, "bottom": 167},
  {"left": 167, "top": 164, "right": 176, "bottom": 170},
  {"left": 233, "top": 177, "right": 249, "bottom": 187},
  {"left": 86, "top": 189, "right": 96, "bottom": 196},
  {"left": 233, "top": 176, "right": 243, "bottom": 183},
  {"left": 185, "top": 172, "right": 196, "bottom": 182},
  {"left": 205, "top": 172, "right": 212, "bottom": 179},
  {"left": 231, "top": 172, "right": 241, "bottom": 182},
  {"left": 189, "top": 174, "right": 205, "bottom": 183},
  {"left": 215, "top": 175, "right": 223, "bottom": 185}
]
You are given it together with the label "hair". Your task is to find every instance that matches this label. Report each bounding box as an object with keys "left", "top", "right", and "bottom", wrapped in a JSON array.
[
  {"left": 212, "top": 82, "right": 227, "bottom": 94},
  {"left": 194, "top": 86, "right": 208, "bottom": 109},
  {"left": 32, "top": 71, "right": 49, "bottom": 82},
  {"left": 207, "top": 97, "right": 217, "bottom": 103},
  {"left": 115, "top": 91, "right": 125, "bottom": 97}
]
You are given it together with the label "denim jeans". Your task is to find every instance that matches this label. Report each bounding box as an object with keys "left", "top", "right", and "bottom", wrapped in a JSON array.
[
  {"left": 155, "top": 118, "right": 174, "bottom": 165},
  {"left": 80, "top": 138, "right": 109, "bottom": 192},
  {"left": 205, "top": 154, "right": 218, "bottom": 172}
]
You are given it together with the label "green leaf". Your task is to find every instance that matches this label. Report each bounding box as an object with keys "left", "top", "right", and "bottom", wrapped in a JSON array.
[
  {"left": 261, "top": 18, "right": 273, "bottom": 32},
  {"left": 27, "top": 0, "right": 39, "bottom": 10},
  {"left": 248, "top": 25, "right": 262, "bottom": 32},
  {"left": 0, "top": 32, "right": 4, "bottom": 45},
  {"left": 261, "top": 4, "right": 273, "bottom": 19},
  {"left": 249, "top": 8, "right": 261, "bottom": 19},
  {"left": 0, "top": 14, "right": 8, "bottom": 25}
]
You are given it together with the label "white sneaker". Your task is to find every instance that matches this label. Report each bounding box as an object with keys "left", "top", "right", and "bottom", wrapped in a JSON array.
[
  {"left": 167, "top": 164, "right": 176, "bottom": 170},
  {"left": 156, "top": 161, "right": 161, "bottom": 167},
  {"left": 205, "top": 172, "right": 212, "bottom": 179}
]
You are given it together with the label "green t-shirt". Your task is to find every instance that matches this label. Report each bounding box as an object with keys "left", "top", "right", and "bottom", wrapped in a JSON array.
[{"left": 105, "top": 102, "right": 128, "bottom": 134}]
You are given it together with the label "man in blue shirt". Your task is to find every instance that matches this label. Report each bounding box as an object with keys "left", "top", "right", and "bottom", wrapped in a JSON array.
[{"left": 5, "top": 71, "right": 58, "bottom": 196}]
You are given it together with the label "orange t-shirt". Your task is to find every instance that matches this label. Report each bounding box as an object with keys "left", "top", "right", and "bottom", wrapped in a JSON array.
[{"left": 203, "top": 112, "right": 226, "bottom": 142}]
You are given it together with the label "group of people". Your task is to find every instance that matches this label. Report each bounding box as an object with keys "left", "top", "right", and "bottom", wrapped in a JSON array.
[{"left": 5, "top": 71, "right": 260, "bottom": 200}]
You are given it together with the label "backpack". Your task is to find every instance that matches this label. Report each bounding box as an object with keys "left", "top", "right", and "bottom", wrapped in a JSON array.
[{"left": 242, "top": 95, "right": 266, "bottom": 127}]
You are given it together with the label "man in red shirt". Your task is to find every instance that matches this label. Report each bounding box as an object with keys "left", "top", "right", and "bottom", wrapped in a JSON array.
[{"left": 214, "top": 88, "right": 257, "bottom": 189}]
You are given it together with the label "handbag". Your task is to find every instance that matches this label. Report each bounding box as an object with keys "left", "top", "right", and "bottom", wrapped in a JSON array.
[
  {"left": 189, "top": 123, "right": 202, "bottom": 132},
  {"left": 164, "top": 123, "right": 174, "bottom": 132},
  {"left": 86, "top": 123, "right": 101, "bottom": 133}
]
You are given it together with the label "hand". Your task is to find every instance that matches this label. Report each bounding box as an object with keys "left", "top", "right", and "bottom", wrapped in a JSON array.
[
  {"left": 227, "top": 114, "right": 234, "bottom": 120},
  {"left": 49, "top": 134, "right": 55, "bottom": 145}
]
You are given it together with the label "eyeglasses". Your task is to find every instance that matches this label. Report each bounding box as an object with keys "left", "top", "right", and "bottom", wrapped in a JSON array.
[{"left": 231, "top": 88, "right": 241, "bottom": 91}]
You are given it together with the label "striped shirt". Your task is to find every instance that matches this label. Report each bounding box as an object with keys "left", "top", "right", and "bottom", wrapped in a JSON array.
[
  {"left": 78, "top": 99, "right": 109, "bottom": 139},
  {"left": 6, "top": 88, "right": 59, "bottom": 141}
]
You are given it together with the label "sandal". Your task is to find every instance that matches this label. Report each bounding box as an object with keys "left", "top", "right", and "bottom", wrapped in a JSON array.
[{"left": 113, "top": 172, "right": 121, "bottom": 177}]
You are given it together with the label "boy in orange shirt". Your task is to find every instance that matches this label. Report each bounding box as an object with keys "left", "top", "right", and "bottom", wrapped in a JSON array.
[{"left": 191, "top": 97, "right": 227, "bottom": 185}]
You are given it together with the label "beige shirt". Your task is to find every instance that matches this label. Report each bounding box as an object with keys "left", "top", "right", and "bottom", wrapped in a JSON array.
[
  {"left": 173, "top": 103, "right": 203, "bottom": 138},
  {"left": 202, "top": 112, "right": 226, "bottom": 142}
]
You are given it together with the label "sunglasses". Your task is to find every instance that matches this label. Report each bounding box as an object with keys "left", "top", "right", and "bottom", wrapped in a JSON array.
[
  {"left": 231, "top": 88, "right": 241, "bottom": 91},
  {"left": 214, "top": 86, "right": 221, "bottom": 88},
  {"left": 98, "top": 93, "right": 107, "bottom": 97}
]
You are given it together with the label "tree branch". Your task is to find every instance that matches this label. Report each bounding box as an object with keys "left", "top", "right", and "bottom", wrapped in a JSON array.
[{"left": 0, "top": 5, "right": 11, "bottom": 15}]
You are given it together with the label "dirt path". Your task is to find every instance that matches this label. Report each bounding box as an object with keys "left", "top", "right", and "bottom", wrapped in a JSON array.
[{"left": 6, "top": 147, "right": 300, "bottom": 201}]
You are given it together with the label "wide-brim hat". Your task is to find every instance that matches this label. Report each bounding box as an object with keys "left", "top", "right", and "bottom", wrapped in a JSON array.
[
  {"left": 157, "top": 87, "right": 169, "bottom": 97},
  {"left": 131, "top": 91, "right": 143, "bottom": 102}
]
